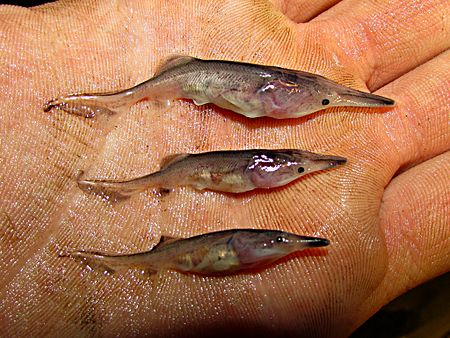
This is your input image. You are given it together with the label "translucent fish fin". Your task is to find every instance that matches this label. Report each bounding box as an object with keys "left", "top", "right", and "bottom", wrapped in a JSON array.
[
  {"left": 161, "top": 235, "right": 177, "bottom": 243},
  {"left": 159, "top": 153, "right": 190, "bottom": 170},
  {"left": 62, "top": 251, "right": 126, "bottom": 275},
  {"left": 153, "top": 235, "right": 181, "bottom": 250},
  {"left": 78, "top": 178, "right": 130, "bottom": 202},
  {"left": 77, "top": 173, "right": 158, "bottom": 202},
  {"left": 43, "top": 87, "right": 138, "bottom": 118},
  {"left": 193, "top": 98, "right": 210, "bottom": 106},
  {"left": 153, "top": 55, "right": 196, "bottom": 76}
]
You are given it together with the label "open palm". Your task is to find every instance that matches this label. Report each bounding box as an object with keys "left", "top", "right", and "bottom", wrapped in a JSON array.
[{"left": 0, "top": 0, "right": 448, "bottom": 336}]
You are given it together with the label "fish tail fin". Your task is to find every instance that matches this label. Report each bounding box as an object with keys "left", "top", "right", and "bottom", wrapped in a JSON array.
[
  {"left": 77, "top": 172, "right": 163, "bottom": 202},
  {"left": 61, "top": 250, "right": 156, "bottom": 275},
  {"left": 43, "top": 89, "right": 139, "bottom": 118},
  {"left": 42, "top": 76, "right": 160, "bottom": 118},
  {"left": 60, "top": 251, "right": 127, "bottom": 274},
  {"left": 42, "top": 64, "right": 184, "bottom": 118}
]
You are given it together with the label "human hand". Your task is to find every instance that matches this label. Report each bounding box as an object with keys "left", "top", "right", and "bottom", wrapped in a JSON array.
[{"left": 0, "top": 0, "right": 448, "bottom": 336}]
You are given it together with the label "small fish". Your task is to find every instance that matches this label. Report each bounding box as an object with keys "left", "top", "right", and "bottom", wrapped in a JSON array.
[
  {"left": 44, "top": 55, "right": 395, "bottom": 119},
  {"left": 78, "top": 149, "right": 347, "bottom": 200},
  {"left": 63, "top": 229, "right": 330, "bottom": 275}
]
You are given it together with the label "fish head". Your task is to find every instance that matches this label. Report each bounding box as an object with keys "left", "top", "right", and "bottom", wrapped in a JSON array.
[
  {"left": 231, "top": 230, "right": 330, "bottom": 267},
  {"left": 314, "top": 76, "right": 395, "bottom": 110},
  {"left": 246, "top": 150, "right": 347, "bottom": 189},
  {"left": 289, "top": 149, "right": 347, "bottom": 176},
  {"left": 258, "top": 71, "right": 395, "bottom": 118}
]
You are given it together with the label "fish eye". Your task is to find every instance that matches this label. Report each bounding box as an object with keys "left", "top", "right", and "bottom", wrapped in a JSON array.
[
  {"left": 322, "top": 99, "right": 330, "bottom": 106},
  {"left": 298, "top": 167, "right": 305, "bottom": 173},
  {"left": 276, "top": 236, "right": 284, "bottom": 243}
]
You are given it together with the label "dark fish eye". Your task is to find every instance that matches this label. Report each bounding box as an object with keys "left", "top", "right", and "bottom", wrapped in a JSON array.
[
  {"left": 298, "top": 167, "right": 305, "bottom": 173},
  {"left": 322, "top": 99, "right": 330, "bottom": 105},
  {"left": 276, "top": 236, "right": 284, "bottom": 243}
]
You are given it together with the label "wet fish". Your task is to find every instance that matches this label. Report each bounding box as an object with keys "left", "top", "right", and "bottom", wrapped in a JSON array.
[
  {"left": 44, "top": 55, "right": 395, "bottom": 119},
  {"left": 78, "top": 149, "right": 347, "bottom": 200},
  {"left": 64, "top": 229, "right": 330, "bottom": 275}
]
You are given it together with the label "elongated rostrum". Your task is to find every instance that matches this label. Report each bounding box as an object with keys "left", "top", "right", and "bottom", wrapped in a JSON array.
[
  {"left": 44, "top": 55, "right": 395, "bottom": 119},
  {"left": 78, "top": 149, "right": 347, "bottom": 200},
  {"left": 64, "top": 229, "right": 330, "bottom": 275}
]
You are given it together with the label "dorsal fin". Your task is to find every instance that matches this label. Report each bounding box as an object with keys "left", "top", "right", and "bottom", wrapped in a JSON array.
[
  {"left": 153, "top": 55, "right": 196, "bottom": 76},
  {"left": 153, "top": 235, "right": 180, "bottom": 250},
  {"left": 159, "top": 153, "right": 190, "bottom": 170},
  {"left": 161, "top": 235, "right": 177, "bottom": 242}
]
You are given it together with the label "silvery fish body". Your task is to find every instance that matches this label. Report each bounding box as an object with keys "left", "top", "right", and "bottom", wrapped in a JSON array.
[
  {"left": 44, "top": 56, "right": 395, "bottom": 119},
  {"left": 77, "top": 149, "right": 346, "bottom": 200},
  {"left": 65, "top": 229, "right": 330, "bottom": 275}
]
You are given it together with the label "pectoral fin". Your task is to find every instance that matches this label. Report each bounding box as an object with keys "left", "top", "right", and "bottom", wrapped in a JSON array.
[{"left": 193, "top": 98, "right": 211, "bottom": 106}]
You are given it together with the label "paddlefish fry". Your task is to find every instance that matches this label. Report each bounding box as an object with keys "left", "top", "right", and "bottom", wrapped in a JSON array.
[
  {"left": 78, "top": 149, "right": 347, "bottom": 200},
  {"left": 44, "top": 55, "right": 395, "bottom": 119},
  {"left": 64, "top": 229, "right": 330, "bottom": 275}
]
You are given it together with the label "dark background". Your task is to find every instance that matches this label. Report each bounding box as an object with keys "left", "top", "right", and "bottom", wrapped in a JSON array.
[{"left": 1, "top": 0, "right": 52, "bottom": 5}]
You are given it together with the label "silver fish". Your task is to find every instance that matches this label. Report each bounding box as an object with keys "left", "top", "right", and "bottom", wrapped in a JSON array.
[
  {"left": 44, "top": 55, "right": 395, "bottom": 119},
  {"left": 78, "top": 149, "right": 347, "bottom": 200},
  {"left": 64, "top": 229, "right": 330, "bottom": 275}
]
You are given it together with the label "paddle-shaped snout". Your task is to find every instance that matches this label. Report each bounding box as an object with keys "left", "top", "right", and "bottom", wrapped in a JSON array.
[{"left": 331, "top": 83, "right": 395, "bottom": 108}]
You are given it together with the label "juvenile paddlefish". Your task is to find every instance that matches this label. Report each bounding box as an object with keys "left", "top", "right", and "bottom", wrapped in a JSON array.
[
  {"left": 78, "top": 149, "right": 347, "bottom": 200},
  {"left": 65, "top": 229, "right": 330, "bottom": 275},
  {"left": 44, "top": 55, "right": 395, "bottom": 119}
]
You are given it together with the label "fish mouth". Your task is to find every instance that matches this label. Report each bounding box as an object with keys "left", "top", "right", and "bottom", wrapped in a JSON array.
[{"left": 336, "top": 88, "right": 395, "bottom": 108}]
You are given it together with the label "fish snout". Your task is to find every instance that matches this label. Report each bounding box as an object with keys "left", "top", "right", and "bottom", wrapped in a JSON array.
[
  {"left": 308, "top": 155, "right": 347, "bottom": 172},
  {"left": 336, "top": 88, "right": 395, "bottom": 108},
  {"left": 320, "top": 155, "right": 347, "bottom": 168},
  {"left": 294, "top": 236, "right": 330, "bottom": 249}
]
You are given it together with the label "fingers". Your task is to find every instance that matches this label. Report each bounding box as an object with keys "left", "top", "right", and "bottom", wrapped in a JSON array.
[
  {"left": 381, "top": 152, "right": 449, "bottom": 308},
  {"left": 377, "top": 49, "right": 450, "bottom": 170},
  {"left": 312, "top": 0, "right": 450, "bottom": 90},
  {"left": 0, "top": 1, "right": 448, "bottom": 337},
  {"left": 382, "top": 151, "right": 450, "bottom": 289},
  {"left": 350, "top": 151, "right": 450, "bottom": 332},
  {"left": 269, "top": 0, "right": 342, "bottom": 23}
]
